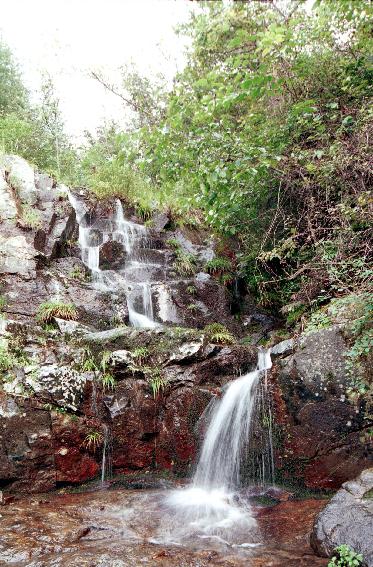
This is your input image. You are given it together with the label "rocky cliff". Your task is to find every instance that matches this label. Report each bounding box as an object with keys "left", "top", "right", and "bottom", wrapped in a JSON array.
[{"left": 0, "top": 156, "right": 371, "bottom": 493}]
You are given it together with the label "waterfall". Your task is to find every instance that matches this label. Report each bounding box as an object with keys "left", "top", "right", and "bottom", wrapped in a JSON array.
[
  {"left": 193, "top": 348, "right": 272, "bottom": 491},
  {"left": 164, "top": 349, "right": 273, "bottom": 545},
  {"left": 101, "top": 423, "right": 112, "bottom": 486},
  {"left": 67, "top": 192, "right": 159, "bottom": 328}
]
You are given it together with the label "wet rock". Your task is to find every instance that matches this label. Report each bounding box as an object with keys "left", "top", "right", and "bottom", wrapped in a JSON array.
[
  {"left": 168, "top": 339, "right": 205, "bottom": 363},
  {"left": 54, "top": 318, "right": 92, "bottom": 335},
  {"left": 99, "top": 240, "right": 127, "bottom": 270},
  {"left": 271, "top": 338, "right": 294, "bottom": 357},
  {"left": 53, "top": 414, "right": 100, "bottom": 483},
  {"left": 272, "top": 326, "right": 372, "bottom": 489},
  {"left": 311, "top": 468, "right": 373, "bottom": 566},
  {"left": 110, "top": 349, "right": 132, "bottom": 366},
  {"left": 0, "top": 392, "right": 55, "bottom": 493}
]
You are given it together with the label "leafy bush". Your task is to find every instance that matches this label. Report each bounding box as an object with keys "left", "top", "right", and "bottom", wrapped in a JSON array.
[
  {"left": 36, "top": 301, "right": 78, "bottom": 324},
  {"left": 204, "top": 323, "right": 235, "bottom": 345},
  {"left": 328, "top": 544, "right": 364, "bottom": 567}
]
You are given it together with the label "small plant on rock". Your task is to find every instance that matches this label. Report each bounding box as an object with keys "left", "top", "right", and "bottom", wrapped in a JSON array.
[
  {"left": 80, "top": 347, "right": 98, "bottom": 372},
  {"left": 20, "top": 205, "right": 42, "bottom": 229},
  {"left": 147, "top": 367, "right": 167, "bottom": 399},
  {"left": 36, "top": 301, "right": 78, "bottom": 324},
  {"left": 82, "top": 430, "right": 104, "bottom": 452},
  {"left": 69, "top": 265, "right": 87, "bottom": 281},
  {"left": 187, "top": 285, "right": 197, "bottom": 295},
  {"left": 174, "top": 251, "right": 197, "bottom": 276},
  {"left": 131, "top": 346, "right": 149, "bottom": 365},
  {"left": 100, "top": 373, "right": 116, "bottom": 391},
  {"left": 204, "top": 323, "right": 235, "bottom": 345},
  {"left": 328, "top": 544, "right": 364, "bottom": 567},
  {"left": 167, "top": 238, "right": 197, "bottom": 276}
]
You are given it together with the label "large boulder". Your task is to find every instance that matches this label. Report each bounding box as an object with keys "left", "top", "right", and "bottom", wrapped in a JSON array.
[
  {"left": 0, "top": 155, "right": 38, "bottom": 205},
  {"left": 311, "top": 468, "right": 373, "bottom": 566},
  {"left": 271, "top": 326, "right": 372, "bottom": 489},
  {"left": 0, "top": 392, "right": 55, "bottom": 493}
]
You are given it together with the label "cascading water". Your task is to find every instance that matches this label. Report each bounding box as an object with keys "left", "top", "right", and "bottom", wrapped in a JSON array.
[
  {"left": 163, "top": 348, "right": 273, "bottom": 546},
  {"left": 67, "top": 192, "right": 161, "bottom": 328}
]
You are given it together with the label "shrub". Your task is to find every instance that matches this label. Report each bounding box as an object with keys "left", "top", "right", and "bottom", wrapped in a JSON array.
[
  {"left": 328, "top": 544, "right": 364, "bottom": 567},
  {"left": 204, "top": 323, "right": 235, "bottom": 345},
  {"left": 36, "top": 301, "right": 78, "bottom": 324}
]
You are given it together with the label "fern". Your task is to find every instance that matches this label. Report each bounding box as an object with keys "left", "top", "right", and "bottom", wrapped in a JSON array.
[
  {"left": 204, "top": 323, "right": 235, "bottom": 345},
  {"left": 36, "top": 301, "right": 78, "bottom": 324}
]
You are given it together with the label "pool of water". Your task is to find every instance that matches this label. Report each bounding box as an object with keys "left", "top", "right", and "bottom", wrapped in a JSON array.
[{"left": 0, "top": 487, "right": 328, "bottom": 566}]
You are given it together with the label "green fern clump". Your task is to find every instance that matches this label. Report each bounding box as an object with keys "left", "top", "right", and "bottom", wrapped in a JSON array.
[
  {"left": 174, "top": 252, "right": 197, "bottom": 276},
  {"left": 167, "top": 238, "right": 197, "bottom": 276},
  {"left": 21, "top": 205, "right": 42, "bottom": 229},
  {"left": 131, "top": 346, "right": 149, "bottom": 365},
  {"left": 149, "top": 369, "right": 167, "bottom": 399},
  {"left": 36, "top": 301, "right": 78, "bottom": 324},
  {"left": 205, "top": 256, "right": 232, "bottom": 274},
  {"left": 82, "top": 430, "right": 103, "bottom": 452},
  {"left": 328, "top": 544, "right": 364, "bottom": 567},
  {"left": 203, "top": 323, "right": 235, "bottom": 345},
  {"left": 100, "top": 373, "right": 116, "bottom": 391},
  {"left": 0, "top": 345, "right": 16, "bottom": 372}
]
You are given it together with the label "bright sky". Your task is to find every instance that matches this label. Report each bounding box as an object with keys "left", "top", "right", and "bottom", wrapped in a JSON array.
[{"left": 0, "top": 0, "right": 193, "bottom": 141}]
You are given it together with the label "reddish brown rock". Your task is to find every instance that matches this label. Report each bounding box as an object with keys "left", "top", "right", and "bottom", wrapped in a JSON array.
[{"left": 52, "top": 414, "right": 100, "bottom": 484}]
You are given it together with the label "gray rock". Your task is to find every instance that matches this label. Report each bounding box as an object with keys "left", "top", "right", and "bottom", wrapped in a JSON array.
[
  {"left": 0, "top": 167, "right": 17, "bottom": 220},
  {"left": 54, "top": 318, "right": 91, "bottom": 335},
  {"left": 195, "top": 272, "right": 211, "bottom": 282},
  {"left": 0, "top": 234, "right": 37, "bottom": 274},
  {"left": 311, "top": 468, "right": 373, "bottom": 566},
  {"left": 271, "top": 338, "right": 294, "bottom": 357},
  {"left": 0, "top": 155, "right": 37, "bottom": 205},
  {"left": 151, "top": 211, "right": 169, "bottom": 231},
  {"left": 82, "top": 326, "right": 131, "bottom": 344},
  {"left": 169, "top": 340, "right": 204, "bottom": 363},
  {"left": 110, "top": 350, "right": 132, "bottom": 366},
  {"left": 295, "top": 326, "right": 348, "bottom": 387},
  {"left": 27, "top": 364, "right": 87, "bottom": 411}
]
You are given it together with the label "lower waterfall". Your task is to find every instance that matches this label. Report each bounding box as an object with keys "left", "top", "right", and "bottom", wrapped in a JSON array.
[{"left": 163, "top": 348, "right": 273, "bottom": 545}]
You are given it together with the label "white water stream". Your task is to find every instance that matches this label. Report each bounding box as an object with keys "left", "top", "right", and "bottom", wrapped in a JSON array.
[
  {"left": 67, "top": 192, "right": 159, "bottom": 328},
  {"left": 164, "top": 349, "right": 273, "bottom": 545}
]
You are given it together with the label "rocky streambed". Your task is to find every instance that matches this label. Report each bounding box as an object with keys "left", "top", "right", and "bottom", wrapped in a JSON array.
[{"left": 0, "top": 485, "right": 328, "bottom": 567}]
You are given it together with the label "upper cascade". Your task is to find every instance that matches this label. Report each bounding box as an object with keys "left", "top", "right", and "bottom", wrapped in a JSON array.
[{"left": 68, "top": 192, "right": 164, "bottom": 328}]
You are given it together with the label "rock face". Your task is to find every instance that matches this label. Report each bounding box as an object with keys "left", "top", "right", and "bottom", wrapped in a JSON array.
[
  {"left": 311, "top": 468, "right": 373, "bottom": 566},
  {"left": 0, "top": 155, "right": 369, "bottom": 495},
  {"left": 271, "top": 327, "right": 372, "bottom": 489}
]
